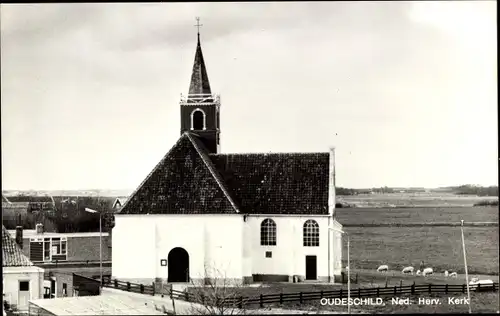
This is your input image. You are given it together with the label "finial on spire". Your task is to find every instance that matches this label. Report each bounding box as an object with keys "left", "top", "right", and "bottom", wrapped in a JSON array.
[{"left": 195, "top": 17, "right": 203, "bottom": 41}]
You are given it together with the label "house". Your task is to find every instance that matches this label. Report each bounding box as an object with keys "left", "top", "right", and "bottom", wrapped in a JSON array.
[
  {"left": 112, "top": 27, "right": 343, "bottom": 287},
  {"left": 7, "top": 224, "right": 112, "bottom": 299},
  {"left": 112, "top": 197, "right": 128, "bottom": 211},
  {"left": 2, "top": 225, "right": 44, "bottom": 312}
]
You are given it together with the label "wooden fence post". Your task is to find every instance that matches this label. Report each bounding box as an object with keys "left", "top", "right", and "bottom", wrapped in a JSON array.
[
  {"left": 428, "top": 284, "right": 431, "bottom": 294},
  {"left": 340, "top": 289, "right": 343, "bottom": 299},
  {"left": 394, "top": 286, "right": 397, "bottom": 295},
  {"left": 462, "top": 284, "right": 466, "bottom": 293},
  {"left": 376, "top": 287, "right": 380, "bottom": 296},
  {"left": 126, "top": 282, "right": 130, "bottom": 291},
  {"left": 238, "top": 296, "right": 243, "bottom": 309},
  {"left": 299, "top": 292, "right": 303, "bottom": 304},
  {"left": 400, "top": 280, "right": 403, "bottom": 290},
  {"left": 493, "top": 283, "right": 496, "bottom": 291},
  {"left": 320, "top": 291, "right": 323, "bottom": 299},
  {"left": 280, "top": 293, "right": 283, "bottom": 305},
  {"left": 152, "top": 283, "right": 155, "bottom": 296},
  {"left": 445, "top": 284, "right": 448, "bottom": 294},
  {"left": 140, "top": 284, "right": 144, "bottom": 294},
  {"left": 411, "top": 283, "right": 415, "bottom": 295},
  {"left": 114, "top": 279, "right": 118, "bottom": 288},
  {"left": 358, "top": 288, "right": 361, "bottom": 298},
  {"left": 477, "top": 283, "right": 481, "bottom": 292}
]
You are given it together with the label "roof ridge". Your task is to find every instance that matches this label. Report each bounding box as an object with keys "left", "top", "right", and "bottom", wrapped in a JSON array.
[
  {"left": 210, "top": 152, "right": 329, "bottom": 155},
  {"left": 185, "top": 133, "right": 240, "bottom": 213},
  {"left": 118, "top": 135, "right": 190, "bottom": 213}
]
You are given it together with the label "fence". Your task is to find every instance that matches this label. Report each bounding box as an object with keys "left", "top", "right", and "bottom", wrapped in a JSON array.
[
  {"left": 102, "top": 278, "right": 498, "bottom": 310},
  {"left": 172, "top": 282, "right": 499, "bottom": 309},
  {"left": 102, "top": 277, "right": 156, "bottom": 296}
]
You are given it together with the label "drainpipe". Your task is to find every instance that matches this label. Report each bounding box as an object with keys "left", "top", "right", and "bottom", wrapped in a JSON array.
[{"left": 327, "top": 147, "right": 336, "bottom": 283}]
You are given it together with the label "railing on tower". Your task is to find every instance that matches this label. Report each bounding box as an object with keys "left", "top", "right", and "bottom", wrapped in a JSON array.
[{"left": 180, "top": 93, "right": 220, "bottom": 104}]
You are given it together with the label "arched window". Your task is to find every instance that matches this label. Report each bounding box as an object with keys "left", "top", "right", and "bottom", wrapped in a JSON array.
[
  {"left": 303, "top": 220, "right": 319, "bottom": 247},
  {"left": 191, "top": 109, "right": 205, "bottom": 130},
  {"left": 260, "top": 218, "right": 277, "bottom": 246}
]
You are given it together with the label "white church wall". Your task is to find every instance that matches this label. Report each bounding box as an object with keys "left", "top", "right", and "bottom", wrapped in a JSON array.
[
  {"left": 112, "top": 216, "right": 156, "bottom": 284},
  {"left": 112, "top": 214, "right": 243, "bottom": 285},
  {"left": 247, "top": 215, "right": 340, "bottom": 282}
]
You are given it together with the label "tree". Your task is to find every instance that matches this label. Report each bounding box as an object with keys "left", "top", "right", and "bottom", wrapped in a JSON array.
[{"left": 184, "top": 265, "right": 258, "bottom": 315}]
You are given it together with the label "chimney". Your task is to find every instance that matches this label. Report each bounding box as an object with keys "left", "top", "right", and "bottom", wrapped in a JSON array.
[
  {"left": 36, "top": 223, "right": 44, "bottom": 234},
  {"left": 15, "top": 226, "right": 23, "bottom": 249},
  {"left": 328, "top": 147, "right": 336, "bottom": 219}
]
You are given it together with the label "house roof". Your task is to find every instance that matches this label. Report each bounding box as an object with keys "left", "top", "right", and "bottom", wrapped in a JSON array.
[
  {"left": 120, "top": 132, "right": 330, "bottom": 215},
  {"left": 2, "top": 225, "right": 33, "bottom": 267},
  {"left": 6, "top": 195, "right": 54, "bottom": 203},
  {"left": 120, "top": 133, "right": 238, "bottom": 215}
]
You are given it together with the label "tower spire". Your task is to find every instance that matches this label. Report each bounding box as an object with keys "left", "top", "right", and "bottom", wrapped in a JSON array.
[{"left": 188, "top": 17, "right": 211, "bottom": 96}]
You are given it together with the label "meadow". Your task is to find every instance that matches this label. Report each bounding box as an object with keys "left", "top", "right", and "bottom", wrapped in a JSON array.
[
  {"left": 335, "top": 206, "right": 499, "bottom": 225},
  {"left": 335, "top": 205, "right": 499, "bottom": 276}
]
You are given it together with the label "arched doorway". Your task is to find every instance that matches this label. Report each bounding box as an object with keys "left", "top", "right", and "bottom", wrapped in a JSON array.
[{"left": 167, "top": 247, "right": 190, "bottom": 282}]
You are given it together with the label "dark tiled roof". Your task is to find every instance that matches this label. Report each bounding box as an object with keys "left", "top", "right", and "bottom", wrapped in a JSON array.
[
  {"left": 209, "top": 153, "right": 329, "bottom": 214},
  {"left": 120, "top": 133, "right": 238, "bottom": 215},
  {"left": 6, "top": 195, "right": 54, "bottom": 203},
  {"left": 188, "top": 35, "right": 212, "bottom": 96},
  {"left": 121, "top": 133, "right": 330, "bottom": 215},
  {"left": 2, "top": 225, "right": 33, "bottom": 267}
]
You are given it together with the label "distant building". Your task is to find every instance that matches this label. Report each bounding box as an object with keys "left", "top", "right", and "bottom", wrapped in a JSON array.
[
  {"left": 7, "top": 224, "right": 111, "bottom": 299},
  {"left": 112, "top": 197, "right": 128, "bottom": 211},
  {"left": 2, "top": 225, "right": 44, "bottom": 312}
]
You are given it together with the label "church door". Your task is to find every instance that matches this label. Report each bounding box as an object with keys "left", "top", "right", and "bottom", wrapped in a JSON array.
[
  {"left": 305, "top": 255, "right": 317, "bottom": 280},
  {"left": 167, "top": 247, "right": 190, "bottom": 283}
]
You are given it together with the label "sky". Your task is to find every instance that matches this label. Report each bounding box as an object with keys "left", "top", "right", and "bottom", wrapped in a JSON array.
[{"left": 1, "top": 1, "right": 497, "bottom": 191}]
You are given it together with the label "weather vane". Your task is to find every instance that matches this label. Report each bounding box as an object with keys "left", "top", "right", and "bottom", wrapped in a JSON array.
[{"left": 194, "top": 17, "right": 203, "bottom": 35}]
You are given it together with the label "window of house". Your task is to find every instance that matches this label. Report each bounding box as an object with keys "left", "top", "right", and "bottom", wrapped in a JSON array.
[
  {"left": 51, "top": 238, "right": 67, "bottom": 255},
  {"left": 43, "top": 238, "right": 51, "bottom": 261},
  {"left": 260, "top": 218, "right": 277, "bottom": 246},
  {"left": 303, "top": 220, "right": 320, "bottom": 247},
  {"left": 191, "top": 109, "right": 205, "bottom": 130},
  {"left": 265, "top": 251, "right": 272, "bottom": 258},
  {"left": 62, "top": 283, "right": 67, "bottom": 296},
  {"left": 19, "top": 281, "right": 30, "bottom": 292}
]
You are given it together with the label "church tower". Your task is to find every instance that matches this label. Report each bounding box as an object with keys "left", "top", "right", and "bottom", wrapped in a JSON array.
[{"left": 180, "top": 18, "right": 221, "bottom": 154}]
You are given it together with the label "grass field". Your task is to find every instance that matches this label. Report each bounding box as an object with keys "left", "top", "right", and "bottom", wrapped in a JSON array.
[
  {"left": 335, "top": 206, "right": 499, "bottom": 225},
  {"left": 338, "top": 193, "right": 498, "bottom": 208},
  {"left": 341, "top": 226, "right": 499, "bottom": 276}
]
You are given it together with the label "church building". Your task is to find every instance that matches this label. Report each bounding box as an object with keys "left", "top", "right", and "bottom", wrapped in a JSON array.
[{"left": 112, "top": 24, "right": 343, "bottom": 286}]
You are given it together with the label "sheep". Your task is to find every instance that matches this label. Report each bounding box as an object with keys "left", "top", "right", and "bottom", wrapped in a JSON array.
[
  {"left": 416, "top": 269, "right": 422, "bottom": 276},
  {"left": 422, "top": 267, "right": 433, "bottom": 276},
  {"left": 469, "top": 279, "right": 494, "bottom": 291},
  {"left": 377, "top": 265, "right": 389, "bottom": 272},
  {"left": 444, "top": 270, "right": 449, "bottom": 277},
  {"left": 449, "top": 272, "right": 457, "bottom": 278},
  {"left": 402, "top": 266, "right": 414, "bottom": 275}
]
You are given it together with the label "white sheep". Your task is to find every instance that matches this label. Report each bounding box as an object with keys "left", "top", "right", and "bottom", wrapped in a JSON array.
[
  {"left": 377, "top": 265, "right": 389, "bottom": 272},
  {"left": 402, "top": 266, "right": 414, "bottom": 275},
  {"left": 422, "top": 267, "right": 433, "bottom": 276},
  {"left": 469, "top": 279, "right": 494, "bottom": 291},
  {"left": 444, "top": 270, "right": 449, "bottom": 277},
  {"left": 449, "top": 272, "right": 457, "bottom": 278},
  {"left": 416, "top": 269, "right": 422, "bottom": 276}
]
